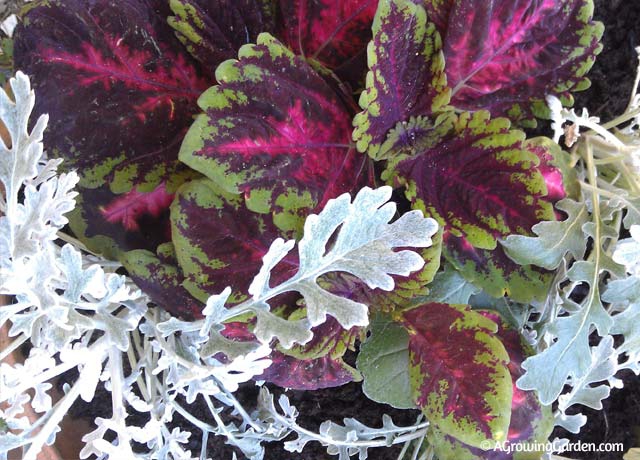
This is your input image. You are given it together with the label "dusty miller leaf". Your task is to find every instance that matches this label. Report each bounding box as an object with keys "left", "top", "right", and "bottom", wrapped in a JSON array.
[{"left": 502, "top": 198, "right": 589, "bottom": 270}]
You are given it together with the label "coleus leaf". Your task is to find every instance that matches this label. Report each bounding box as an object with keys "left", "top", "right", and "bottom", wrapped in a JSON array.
[
  {"left": 167, "top": 0, "right": 276, "bottom": 79},
  {"left": 67, "top": 182, "right": 175, "bottom": 258},
  {"left": 259, "top": 351, "right": 361, "bottom": 390},
  {"left": 13, "top": 0, "right": 209, "bottom": 192},
  {"left": 403, "top": 303, "right": 512, "bottom": 447},
  {"left": 179, "top": 33, "right": 369, "bottom": 218},
  {"left": 260, "top": 317, "right": 362, "bottom": 389},
  {"left": 13, "top": 0, "right": 209, "bottom": 255},
  {"left": 426, "top": 0, "right": 603, "bottom": 126},
  {"left": 443, "top": 233, "right": 552, "bottom": 304},
  {"left": 277, "top": 0, "right": 377, "bottom": 71},
  {"left": 386, "top": 111, "right": 555, "bottom": 250},
  {"left": 427, "top": 312, "right": 553, "bottom": 460},
  {"left": 121, "top": 243, "right": 203, "bottom": 319},
  {"left": 352, "top": 0, "right": 449, "bottom": 158},
  {"left": 170, "top": 177, "right": 299, "bottom": 304}
]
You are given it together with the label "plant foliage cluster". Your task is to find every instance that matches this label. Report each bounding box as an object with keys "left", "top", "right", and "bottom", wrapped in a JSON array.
[{"left": 2, "top": 0, "right": 640, "bottom": 459}]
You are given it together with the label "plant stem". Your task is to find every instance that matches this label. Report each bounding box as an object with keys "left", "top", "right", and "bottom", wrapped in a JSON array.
[{"left": 22, "top": 367, "right": 86, "bottom": 460}]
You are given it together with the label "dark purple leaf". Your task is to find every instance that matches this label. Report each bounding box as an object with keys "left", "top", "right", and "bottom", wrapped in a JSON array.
[
  {"left": 168, "top": 0, "right": 276, "bottom": 79},
  {"left": 13, "top": 0, "right": 211, "bottom": 255},
  {"left": 428, "top": 0, "right": 603, "bottom": 126},
  {"left": 259, "top": 352, "right": 359, "bottom": 390},
  {"left": 277, "top": 0, "right": 377, "bottom": 71},
  {"left": 121, "top": 243, "right": 204, "bottom": 319},
  {"left": 353, "top": 0, "right": 449, "bottom": 158},
  {"left": 14, "top": 0, "right": 210, "bottom": 191},
  {"left": 259, "top": 317, "right": 362, "bottom": 389},
  {"left": 68, "top": 182, "right": 174, "bottom": 258}
]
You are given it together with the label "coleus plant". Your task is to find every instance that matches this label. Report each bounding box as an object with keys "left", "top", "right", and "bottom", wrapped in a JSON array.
[{"left": 10, "top": 0, "right": 602, "bottom": 455}]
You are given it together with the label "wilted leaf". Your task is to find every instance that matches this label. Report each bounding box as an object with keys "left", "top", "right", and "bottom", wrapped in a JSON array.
[{"left": 404, "top": 303, "right": 512, "bottom": 447}]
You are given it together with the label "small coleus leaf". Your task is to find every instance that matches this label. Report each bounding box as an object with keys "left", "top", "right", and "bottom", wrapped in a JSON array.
[
  {"left": 167, "top": 0, "right": 276, "bottom": 78},
  {"left": 386, "top": 111, "right": 555, "bottom": 250},
  {"left": 427, "top": 312, "right": 553, "bottom": 460},
  {"left": 259, "top": 317, "right": 362, "bottom": 389},
  {"left": 13, "top": 0, "right": 209, "bottom": 256},
  {"left": 13, "top": 0, "right": 210, "bottom": 192},
  {"left": 170, "top": 178, "right": 298, "bottom": 304},
  {"left": 501, "top": 198, "right": 589, "bottom": 270},
  {"left": 121, "top": 243, "right": 203, "bottom": 319},
  {"left": 179, "top": 33, "right": 369, "bottom": 218},
  {"left": 403, "top": 302, "right": 512, "bottom": 448},
  {"left": 427, "top": 0, "right": 603, "bottom": 126},
  {"left": 353, "top": 0, "right": 449, "bottom": 158},
  {"left": 258, "top": 351, "right": 361, "bottom": 390},
  {"left": 277, "top": 0, "right": 377, "bottom": 71}
]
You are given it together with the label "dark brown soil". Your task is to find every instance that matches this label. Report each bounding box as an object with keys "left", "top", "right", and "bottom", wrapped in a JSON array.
[{"left": 62, "top": 1, "right": 640, "bottom": 459}]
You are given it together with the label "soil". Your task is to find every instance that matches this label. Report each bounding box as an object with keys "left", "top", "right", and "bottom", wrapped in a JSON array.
[{"left": 41, "top": 1, "right": 640, "bottom": 459}]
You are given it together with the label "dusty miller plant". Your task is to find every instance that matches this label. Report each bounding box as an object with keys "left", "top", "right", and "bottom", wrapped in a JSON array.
[
  {"left": 504, "top": 47, "right": 640, "bottom": 446},
  {"left": 0, "top": 72, "right": 438, "bottom": 459}
]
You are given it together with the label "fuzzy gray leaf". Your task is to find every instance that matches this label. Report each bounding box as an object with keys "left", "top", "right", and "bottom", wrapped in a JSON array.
[{"left": 501, "top": 199, "right": 589, "bottom": 270}]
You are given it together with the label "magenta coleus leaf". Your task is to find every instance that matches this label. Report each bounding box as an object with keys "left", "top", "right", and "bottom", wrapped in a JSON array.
[
  {"left": 13, "top": 0, "right": 210, "bottom": 255},
  {"left": 386, "top": 111, "right": 555, "bottom": 251},
  {"left": 179, "top": 33, "right": 369, "bottom": 220},
  {"left": 404, "top": 303, "right": 512, "bottom": 448},
  {"left": 428, "top": 313, "right": 553, "bottom": 459},
  {"left": 168, "top": 0, "right": 276, "bottom": 79},
  {"left": 277, "top": 0, "right": 377, "bottom": 71},
  {"left": 353, "top": 0, "right": 449, "bottom": 158},
  {"left": 428, "top": 0, "right": 603, "bottom": 126},
  {"left": 170, "top": 178, "right": 300, "bottom": 304}
]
